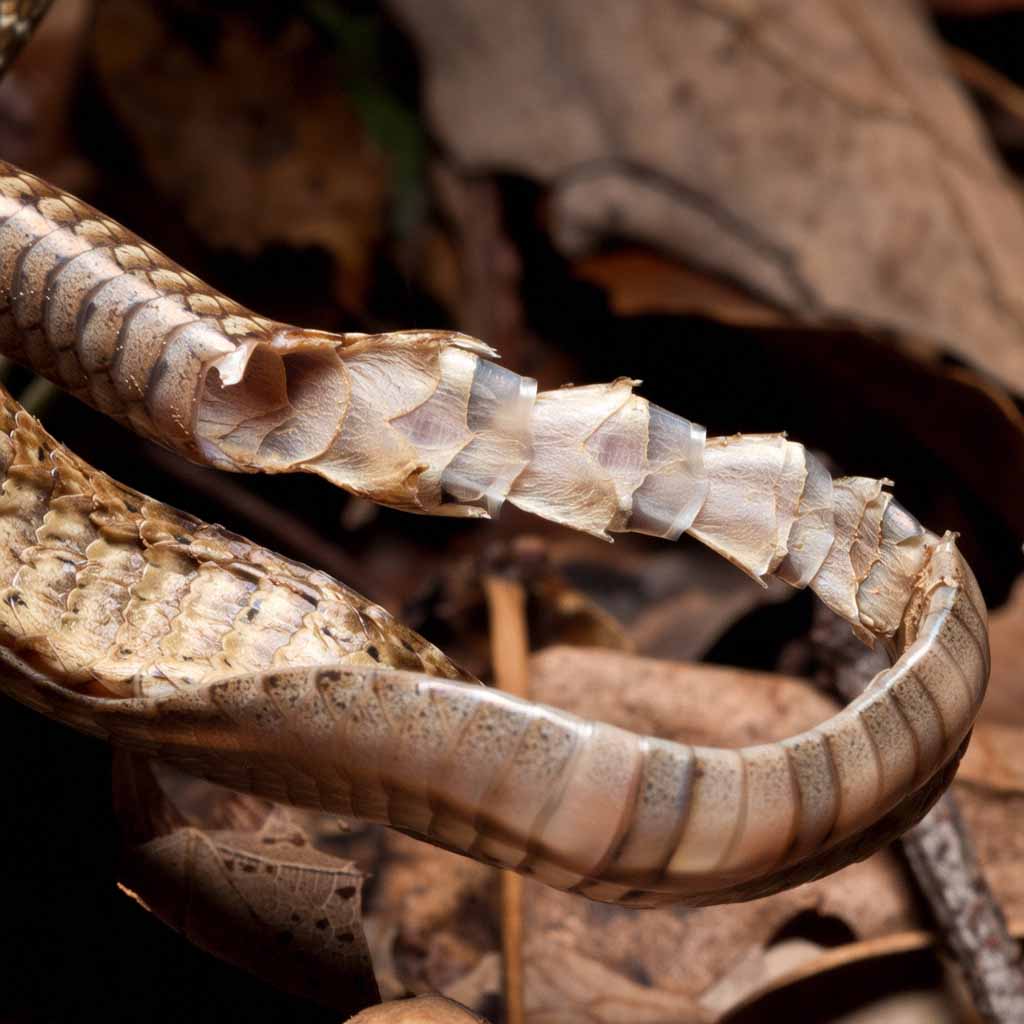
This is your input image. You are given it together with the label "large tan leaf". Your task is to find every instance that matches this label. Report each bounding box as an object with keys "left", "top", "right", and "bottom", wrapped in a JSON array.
[{"left": 389, "top": 0, "right": 1024, "bottom": 393}]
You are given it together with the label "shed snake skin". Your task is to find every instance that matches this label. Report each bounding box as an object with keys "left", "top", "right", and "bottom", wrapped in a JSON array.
[{"left": 0, "top": 3, "right": 989, "bottom": 908}]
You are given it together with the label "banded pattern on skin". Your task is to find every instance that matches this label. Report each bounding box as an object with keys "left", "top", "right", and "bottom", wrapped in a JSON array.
[
  {"left": 3, "top": 536, "right": 986, "bottom": 907},
  {"left": 0, "top": 165, "right": 281, "bottom": 453},
  {"left": 0, "top": 164, "right": 991, "bottom": 906}
]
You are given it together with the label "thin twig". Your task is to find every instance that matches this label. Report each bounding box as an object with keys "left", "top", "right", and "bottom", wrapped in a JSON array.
[
  {"left": 811, "top": 604, "right": 1024, "bottom": 1023},
  {"left": 483, "top": 574, "right": 529, "bottom": 1024},
  {"left": 903, "top": 797, "right": 1024, "bottom": 1022},
  {"left": 946, "top": 44, "right": 1024, "bottom": 129}
]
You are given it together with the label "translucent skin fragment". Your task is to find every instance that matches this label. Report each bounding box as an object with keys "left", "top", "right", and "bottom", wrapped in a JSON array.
[
  {"left": 626, "top": 403, "right": 707, "bottom": 541},
  {"left": 777, "top": 451, "right": 834, "bottom": 588},
  {"left": 0, "top": 159, "right": 934, "bottom": 635},
  {"left": 439, "top": 357, "right": 537, "bottom": 516},
  {"left": 0, "top": 159, "right": 990, "bottom": 908}
]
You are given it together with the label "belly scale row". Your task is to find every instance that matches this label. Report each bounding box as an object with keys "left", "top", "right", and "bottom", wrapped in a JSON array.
[{"left": 0, "top": 161, "right": 990, "bottom": 906}]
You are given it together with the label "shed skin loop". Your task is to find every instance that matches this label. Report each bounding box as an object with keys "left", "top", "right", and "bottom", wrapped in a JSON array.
[{"left": 0, "top": 162, "right": 988, "bottom": 907}]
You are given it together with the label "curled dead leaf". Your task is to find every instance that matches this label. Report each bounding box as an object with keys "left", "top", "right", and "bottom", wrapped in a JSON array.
[
  {"left": 724, "top": 940, "right": 976, "bottom": 1022},
  {"left": 575, "top": 249, "right": 789, "bottom": 328}
]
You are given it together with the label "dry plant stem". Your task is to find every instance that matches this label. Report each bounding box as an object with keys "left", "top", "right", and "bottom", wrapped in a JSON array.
[
  {"left": 814, "top": 606, "right": 1024, "bottom": 1024},
  {"left": 904, "top": 798, "right": 1024, "bottom": 1024},
  {"left": 484, "top": 574, "right": 529, "bottom": 1024}
]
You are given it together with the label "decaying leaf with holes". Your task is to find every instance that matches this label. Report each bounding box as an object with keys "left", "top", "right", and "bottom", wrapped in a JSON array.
[
  {"left": 113, "top": 754, "right": 379, "bottom": 1010},
  {"left": 123, "top": 821, "right": 378, "bottom": 1009}
]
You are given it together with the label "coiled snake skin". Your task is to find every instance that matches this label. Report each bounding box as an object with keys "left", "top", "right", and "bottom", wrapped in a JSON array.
[{"left": 0, "top": 7, "right": 989, "bottom": 908}]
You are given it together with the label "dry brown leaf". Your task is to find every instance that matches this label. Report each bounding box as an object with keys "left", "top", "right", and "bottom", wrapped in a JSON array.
[
  {"left": 346, "top": 995, "right": 487, "bottom": 1024},
  {"left": 93, "top": 0, "right": 388, "bottom": 310},
  {"left": 122, "top": 821, "right": 379, "bottom": 1011},
  {"left": 979, "top": 574, "right": 1024, "bottom": 727},
  {"left": 952, "top": 728, "right": 1024, "bottom": 927},
  {"left": 724, "top": 937, "right": 979, "bottom": 1023},
  {"left": 0, "top": 0, "right": 92, "bottom": 188},
  {"left": 113, "top": 755, "right": 379, "bottom": 1013},
  {"left": 390, "top": 0, "right": 1024, "bottom": 393},
  {"left": 960, "top": 722, "right": 1024, "bottom": 791},
  {"left": 530, "top": 647, "right": 841, "bottom": 746},
  {"left": 575, "top": 249, "right": 790, "bottom": 328}
]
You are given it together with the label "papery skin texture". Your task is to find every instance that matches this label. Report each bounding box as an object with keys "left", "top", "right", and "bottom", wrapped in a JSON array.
[{"left": 0, "top": 160, "right": 989, "bottom": 906}]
